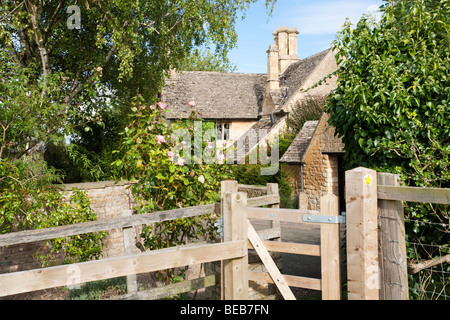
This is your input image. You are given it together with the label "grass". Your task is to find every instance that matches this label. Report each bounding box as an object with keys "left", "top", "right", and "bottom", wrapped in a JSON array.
[{"left": 65, "top": 277, "right": 127, "bottom": 300}]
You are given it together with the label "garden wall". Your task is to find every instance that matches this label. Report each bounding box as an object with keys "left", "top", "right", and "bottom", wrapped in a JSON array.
[{"left": 0, "top": 180, "right": 136, "bottom": 275}]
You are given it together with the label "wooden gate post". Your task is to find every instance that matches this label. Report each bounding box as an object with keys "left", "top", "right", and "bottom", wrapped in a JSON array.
[
  {"left": 222, "top": 191, "right": 249, "bottom": 300},
  {"left": 377, "top": 172, "right": 408, "bottom": 300},
  {"left": 345, "top": 167, "right": 380, "bottom": 300},
  {"left": 122, "top": 209, "right": 138, "bottom": 293},
  {"left": 220, "top": 181, "right": 238, "bottom": 300},
  {"left": 320, "top": 193, "right": 341, "bottom": 300}
]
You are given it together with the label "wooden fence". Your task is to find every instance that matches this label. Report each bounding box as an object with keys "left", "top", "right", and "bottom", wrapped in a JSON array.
[
  {"left": 8, "top": 167, "right": 446, "bottom": 300},
  {"left": 345, "top": 167, "right": 450, "bottom": 300},
  {"left": 0, "top": 182, "right": 279, "bottom": 299},
  {"left": 0, "top": 179, "right": 345, "bottom": 300}
]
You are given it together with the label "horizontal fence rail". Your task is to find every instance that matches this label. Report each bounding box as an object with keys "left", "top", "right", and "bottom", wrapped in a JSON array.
[
  {"left": 0, "top": 240, "right": 246, "bottom": 297},
  {"left": 247, "top": 207, "right": 320, "bottom": 224},
  {"left": 248, "top": 240, "right": 320, "bottom": 256},
  {"left": 248, "top": 271, "right": 321, "bottom": 291},
  {"left": 378, "top": 185, "right": 450, "bottom": 204},
  {"left": 0, "top": 204, "right": 215, "bottom": 247}
]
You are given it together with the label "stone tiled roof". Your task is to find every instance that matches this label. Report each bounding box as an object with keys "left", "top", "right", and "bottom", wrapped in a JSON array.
[
  {"left": 232, "top": 116, "right": 285, "bottom": 163},
  {"left": 162, "top": 71, "right": 266, "bottom": 120},
  {"left": 319, "top": 113, "right": 345, "bottom": 153},
  {"left": 280, "top": 120, "right": 319, "bottom": 163},
  {"left": 276, "top": 48, "right": 331, "bottom": 111}
]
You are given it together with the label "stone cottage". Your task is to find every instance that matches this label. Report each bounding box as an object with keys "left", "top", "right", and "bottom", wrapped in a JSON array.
[
  {"left": 162, "top": 26, "right": 344, "bottom": 209},
  {"left": 230, "top": 26, "right": 340, "bottom": 163},
  {"left": 162, "top": 26, "right": 339, "bottom": 153},
  {"left": 280, "top": 113, "right": 345, "bottom": 211}
]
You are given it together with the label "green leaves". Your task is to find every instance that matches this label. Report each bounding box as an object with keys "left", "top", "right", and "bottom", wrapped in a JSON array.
[
  {"left": 325, "top": 0, "right": 450, "bottom": 297},
  {"left": 114, "top": 96, "right": 233, "bottom": 255}
]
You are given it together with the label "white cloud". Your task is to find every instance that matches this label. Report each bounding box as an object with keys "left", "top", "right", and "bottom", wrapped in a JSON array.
[{"left": 279, "top": 0, "right": 383, "bottom": 35}]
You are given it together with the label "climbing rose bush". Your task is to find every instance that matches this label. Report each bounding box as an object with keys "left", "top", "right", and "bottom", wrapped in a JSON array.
[{"left": 112, "top": 95, "right": 233, "bottom": 251}]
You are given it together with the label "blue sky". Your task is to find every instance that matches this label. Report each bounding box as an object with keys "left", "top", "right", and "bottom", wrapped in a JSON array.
[{"left": 228, "top": 0, "right": 384, "bottom": 73}]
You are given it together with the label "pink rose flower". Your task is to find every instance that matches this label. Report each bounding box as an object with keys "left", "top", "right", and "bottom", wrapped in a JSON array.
[
  {"left": 198, "top": 175, "right": 205, "bottom": 184},
  {"left": 157, "top": 102, "right": 167, "bottom": 110},
  {"left": 177, "top": 158, "right": 184, "bottom": 166},
  {"left": 167, "top": 151, "right": 174, "bottom": 158},
  {"left": 150, "top": 104, "right": 156, "bottom": 110},
  {"left": 207, "top": 140, "right": 213, "bottom": 149},
  {"left": 188, "top": 101, "right": 196, "bottom": 107},
  {"left": 156, "top": 135, "right": 165, "bottom": 143},
  {"left": 222, "top": 141, "right": 227, "bottom": 147},
  {"left": 217, "top": 154, "right": 225, "bottom": 163}
]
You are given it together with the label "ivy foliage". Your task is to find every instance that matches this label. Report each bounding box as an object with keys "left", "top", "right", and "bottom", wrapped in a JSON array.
[
  {"left": 326, "top": 0, "right": 449, "bottom": 186},
  {"left": 325, "top": 0, "right": 449, "bottom": 298}
]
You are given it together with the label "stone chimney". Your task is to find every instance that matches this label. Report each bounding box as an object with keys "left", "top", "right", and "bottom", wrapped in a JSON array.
[
  {"left": 276, "top": 26, "right": 300, "bottom": 74},
  {"left": 266, "top": 27, "right": 300, "bottom": 91},
  {"left": 266, "top": 44, "right": 279, "bottom": 91},
  {"left": 263, "top": 27, "right": 300, "bottom": 115}
]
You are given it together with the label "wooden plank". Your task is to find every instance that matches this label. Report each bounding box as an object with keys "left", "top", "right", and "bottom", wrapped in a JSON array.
[
  {"left": 255, "top": 227, "right": 281, "bottom": 241},
  {"left": 249, "top": 271, "right": 321, "bottom": 291},
  {"left": 345, "top": 167, "right": 380, "bottom": 300},
  {"left": 223, "top": 192, "right": 249, "bottom": 300},
  {"left": 0, "top": 240, "right": 245, "bottom": 297},
  {"left": 220, "top": 181, "right": 238, "bottom": 300},
  {"left": 247, "top": 207, "right": 319, "bottom": 224},
  {"left": 0, "top": 203, "right": 216, "bottom": 247},
  {"left": 320, "top": 193, "right": 341, "bottom": 300},
  {"left": 247, "top": 220, "right": 296, "bottom": 300},
  {"left": 248, "top": 240, "right": 320, "bottom": 256},
  {"left": 247, "top": 194, "right": 280, "bottom": 207},
  {"left": 377, "top": 185, "right": 450, "bottom": 204},
  {"left": 266, "top": 184, "right": 282, "bottom": 261},
  {"left": 111, "top": 275, "right": 219, "bottom": 300},
  {"left": 377, "top": 173, "right": 408, "bottom": 300},
  {"left": 122, "top": 209, "right": 137, "bottom": 293},
  {"left": 299, "top": 192, "right": 308, "bottom": 210},
  {"left": 238, "top": 184, "right": 267, "bottom": 192}
]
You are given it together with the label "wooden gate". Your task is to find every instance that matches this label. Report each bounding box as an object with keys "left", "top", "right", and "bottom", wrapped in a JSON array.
[
  {"left": 222, "top": 181, "right": 344, "bottom": 300},
  {"left": 0, "top": 180, "right": 343, "bottom": 300}
]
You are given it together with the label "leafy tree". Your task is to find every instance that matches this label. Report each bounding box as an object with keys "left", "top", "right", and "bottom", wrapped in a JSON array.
[
  {"left": 325, "top": 0, "right": 449, "bottom": 298},
  {"left": 181, "top": 48, "right": 238, "bottom": 72},
  {"left": 285, "top": 95, "right": 325, "bottom": 140},
  {"left": 1, "top": 0, "right": 277, "bottom": 267},
  {"left": 1, "top": 0, "right": 277, "bottom": 177}
]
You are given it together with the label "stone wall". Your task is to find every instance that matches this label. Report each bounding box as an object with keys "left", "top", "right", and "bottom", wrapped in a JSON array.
[
  {"left": 282, "top": 113, "right": 344, "bottom": 211},
  {"left": 0, "top": 180, "right": 136, "bottom": 275}
]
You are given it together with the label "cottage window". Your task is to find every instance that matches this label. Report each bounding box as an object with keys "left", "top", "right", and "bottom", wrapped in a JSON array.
[
  {"left": 216, "top": 123, "right": 222, "bottom": 139},
  {"left": 223, "top": 123, "right": 230, "bottom": 140},
  {"left": 216, "top": 122, "right": 230, "bottom": 141}
]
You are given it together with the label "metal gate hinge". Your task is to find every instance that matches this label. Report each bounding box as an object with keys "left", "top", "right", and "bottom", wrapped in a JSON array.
[{"left": 302, "top": 212, "right": 346, "bottom": 224}]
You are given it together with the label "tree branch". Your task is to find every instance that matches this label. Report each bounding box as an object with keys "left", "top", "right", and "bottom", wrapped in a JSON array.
[
  {"left": 27, "top": 0, "right": 50, "bottom": 76},
  {"left": 63, "top": 43, "right": 117, "bottom": 104},
  {"left": 0, "top": 0, "right": 25, "bottom": 22},
  {"left": 409, "top": 254, "right": 450, "bottom": 274},
  {"left": 43, "top": 0, "right": 66, "bottom": 46}
]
